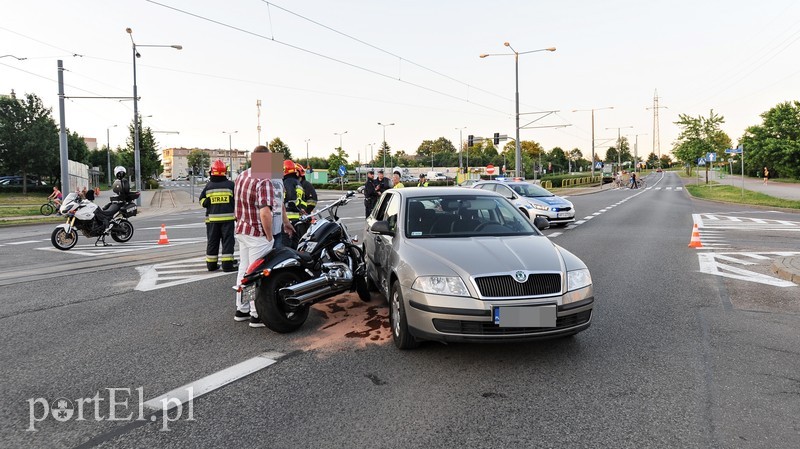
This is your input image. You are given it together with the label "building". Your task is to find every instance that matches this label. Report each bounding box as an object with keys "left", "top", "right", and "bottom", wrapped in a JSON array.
[
  {"left": 162, "top": 147, "right": 248, "bottom": 180},
  {"left": 83, "top": 137, "right": 98, "bottom": 151}
]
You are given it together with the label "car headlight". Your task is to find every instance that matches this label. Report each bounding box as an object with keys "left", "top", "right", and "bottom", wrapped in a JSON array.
[
  {"left": 532, "top": 203, "right": 549, "bottom": 211},
  {"left": 412, "top": 276, "right": 470, "bottom": 297},
  {"left": 567, "top": 268, "right": 592, "bottom": 291}
]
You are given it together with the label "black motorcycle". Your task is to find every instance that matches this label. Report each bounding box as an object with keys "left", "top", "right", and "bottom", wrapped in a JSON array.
[{"left": 240, "top": 191, "right": 370, "bottom": 333}]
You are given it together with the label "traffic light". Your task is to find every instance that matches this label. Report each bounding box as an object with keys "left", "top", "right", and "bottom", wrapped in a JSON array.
[
  {"left": 493, "top": 132, "right": 500, "bottom": 145},
  {"left": 467, "top": 135, "right": 474, "bottom": 147}
]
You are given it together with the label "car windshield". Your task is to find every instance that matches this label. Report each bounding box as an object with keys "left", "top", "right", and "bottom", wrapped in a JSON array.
[
  {"left": 405, "top": 195, "right": 537, "bottom": 238},
  {"left": 509, "top": 183, "right": 553, "bottom": 197}
]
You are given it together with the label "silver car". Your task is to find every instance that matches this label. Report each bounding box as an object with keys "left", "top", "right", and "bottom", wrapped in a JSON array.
[
  {"left": 364, "top": 187, "right": 594, "bottom": 349},
  {"left": 473, "top": 180, "right": 575, "bottom": 226}
]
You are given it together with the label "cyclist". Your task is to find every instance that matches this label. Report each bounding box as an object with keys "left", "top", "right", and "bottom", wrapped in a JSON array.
[{"left": 48, "top": 186, "right": 63, "bottom": 213}]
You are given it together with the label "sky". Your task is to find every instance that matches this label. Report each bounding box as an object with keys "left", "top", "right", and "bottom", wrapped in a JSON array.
[{"left": 2, "top": 0, "right": 799, "bottom": 168}]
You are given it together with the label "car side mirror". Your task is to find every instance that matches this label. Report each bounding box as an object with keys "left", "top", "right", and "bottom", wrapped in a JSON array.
[
  {"left": 533, "top": 216, "right": 550, "bottom": 230},
  {"left": 370, "top": 220, "right": 394, "bottom": 235}
]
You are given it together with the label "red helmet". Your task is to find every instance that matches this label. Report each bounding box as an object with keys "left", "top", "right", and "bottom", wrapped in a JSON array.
[
  {"left": 210, "top": 160, "right": 227, "bottom": 176},
  {"left": 283, "top": 159, "right": 297, "bottom": 176},
  {"left": 295, "top": 163, "right": 305, "bottom": 177}
]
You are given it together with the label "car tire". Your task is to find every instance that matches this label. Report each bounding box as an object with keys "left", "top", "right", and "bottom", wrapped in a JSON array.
[{"left": 390, "top": 280, "right": 419, "bottom": 350}]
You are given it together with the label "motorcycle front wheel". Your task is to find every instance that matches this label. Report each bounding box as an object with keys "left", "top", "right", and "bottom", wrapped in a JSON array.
[
  {"left": 110, "top": 219, "right": 134, "bottom": 243},
  {"left": 255, "top": 270, "right": 310, "bottom": 333},
  {"left": 51, "top": 228, "right": 78, "bottom": 250}
]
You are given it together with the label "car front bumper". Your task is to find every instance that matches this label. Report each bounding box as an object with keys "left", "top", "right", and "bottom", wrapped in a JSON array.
[{"left": 404, "top": 287, "right": 594, "bottom": 343}]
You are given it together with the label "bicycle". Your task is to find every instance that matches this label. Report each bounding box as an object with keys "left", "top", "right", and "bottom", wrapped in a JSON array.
[{"left": 40, "top": 199, "right": 59, "bottom": 216}]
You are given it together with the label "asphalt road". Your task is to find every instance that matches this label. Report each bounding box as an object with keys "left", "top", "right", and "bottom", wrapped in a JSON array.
[{"left": 2, "top": 174, "right": 799, "bottom": 449}]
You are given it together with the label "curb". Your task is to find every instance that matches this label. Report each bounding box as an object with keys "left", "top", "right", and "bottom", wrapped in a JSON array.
[{"left": 771, "top": 257, "right": 800, "bottom": 284}]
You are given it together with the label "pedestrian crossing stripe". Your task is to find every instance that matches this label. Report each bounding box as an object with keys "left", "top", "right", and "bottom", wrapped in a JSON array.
[
  {"left": 135, "top": 255, "right": 237, "bottom": 291},
  {"left": 35, "top": 238, "right": 205, "bottom": 257},
  {"left": 694, "top": 213, "right": 800, "bottom": 231},
  {"left": 698, "top": 251, "right": 800, "bottom": 287}
]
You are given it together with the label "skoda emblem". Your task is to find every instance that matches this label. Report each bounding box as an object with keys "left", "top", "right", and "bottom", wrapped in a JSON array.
[{"left": 514, "top": 271, "right": 527, "bottom": 283}]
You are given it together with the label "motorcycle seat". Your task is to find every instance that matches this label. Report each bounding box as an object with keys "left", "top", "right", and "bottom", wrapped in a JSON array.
[
  {"left": 266, "top": 247, "right": 315, "bottom": 266},
  {"left": 96, "top": 203, "right": 121, "bottom": 219}
]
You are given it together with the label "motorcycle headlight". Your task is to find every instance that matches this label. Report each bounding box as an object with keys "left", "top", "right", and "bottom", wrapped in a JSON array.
[
  {"left": 567, "top": 268, "right": 592, "bottom": 292},
  {"left": 412, "top": 276, "right": 469, "bottom": 297}
]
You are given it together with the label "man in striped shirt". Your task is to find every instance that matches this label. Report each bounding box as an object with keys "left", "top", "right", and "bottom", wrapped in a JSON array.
[{"left": 233, "top": 146, "right": 276, "bottom": 328}]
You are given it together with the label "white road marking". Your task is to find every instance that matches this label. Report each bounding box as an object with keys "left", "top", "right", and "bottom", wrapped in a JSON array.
[
  {"left": 697, "top": 252, "right": 800, "bottom": 287},
  {"left": 548, "top": 232, "right": 562, "bottom": 238},
  {"left": 676, "top": 187, "right": 683, "bottom": 191},
  {"left": 6, "top": 240, "right": 40, "bottom": 245},
  {"left": 36, "top": 238, "right": 205, "bottom": 257},
  {"left": 141, "top": 223, "right": 205, "bottom": 230},
  {"left": 135, "top": 255, "right": 236, "bottom": 291},
  {"left": 143, "top": 352, "right": 284, "bottom": 412}
]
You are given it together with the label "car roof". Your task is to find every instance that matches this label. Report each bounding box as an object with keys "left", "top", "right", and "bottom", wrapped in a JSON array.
[{"left": 389, "top": 186, "right": 500, "bottom": 199}]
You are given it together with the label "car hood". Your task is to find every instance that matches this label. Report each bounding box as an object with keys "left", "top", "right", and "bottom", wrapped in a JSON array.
[
  {"left": 526, "top": 195, "right": 570, "bottom": 206},
  {"left": 403, "top": 235, "right": 566, "bottom": 279}
]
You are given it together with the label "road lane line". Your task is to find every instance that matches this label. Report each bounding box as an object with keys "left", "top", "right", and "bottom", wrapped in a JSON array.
[
  {"left": 143, "top": 352, "right": 284, "bottom": 411},
  {"left": 7, "top": 240, "right": 40, "bottom": 245}
]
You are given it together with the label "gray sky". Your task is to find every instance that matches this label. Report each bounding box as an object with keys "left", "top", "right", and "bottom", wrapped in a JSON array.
[{"left": 2, "top": 0, "right": 798, "bottom": 166}]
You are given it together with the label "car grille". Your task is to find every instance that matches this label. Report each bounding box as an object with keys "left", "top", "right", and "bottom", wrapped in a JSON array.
[
  {"left": 433, "top": 310, "right": 591, "bottom": 335},
  {"left": 554, "top": 206, "right": 571, "bottom": 212},
  {"left": 474, "top": 273, "right": 561, "bottom": 298}
]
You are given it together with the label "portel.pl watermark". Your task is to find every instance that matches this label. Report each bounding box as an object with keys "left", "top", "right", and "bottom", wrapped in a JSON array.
[{"left": 27, "top": 387, "right": 194, "bottom": 432}]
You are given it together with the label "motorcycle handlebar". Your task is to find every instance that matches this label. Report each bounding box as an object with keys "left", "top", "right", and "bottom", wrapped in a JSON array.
[{"left": 297, "top": 191, "right": 355, "bottom": 223}]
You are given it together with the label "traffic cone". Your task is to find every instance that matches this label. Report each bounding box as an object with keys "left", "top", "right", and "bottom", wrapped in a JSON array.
[
  {"left": 688, "top": 224, "right": 702, "bottom": 248},
  {"left": 157, "top": 224, "right": 170, "bottom": 245}
]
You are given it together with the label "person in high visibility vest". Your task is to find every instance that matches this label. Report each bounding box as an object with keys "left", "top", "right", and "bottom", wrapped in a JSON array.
[
  {"left": 282, "top": 159, "right": 306, "bottom": 247},
  {"left": 417, "top": 173, "right": 428, "bottom": 187},
  {"left": 199, "top": 160, "right": 236, "bottom": 272},
  {"left": 296, "top": 163, "right": 317, "bottom": 212}
]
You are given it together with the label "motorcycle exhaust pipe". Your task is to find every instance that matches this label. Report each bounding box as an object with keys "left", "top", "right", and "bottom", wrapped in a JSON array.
[
  {"left": 281, "top": 276, "right": 331, "bottom": 297},
  {"left": 285, "top": 285, "right": 351, "bottom": 307},
  {"left": 281, "top": 266, "right": 354, "bottom": 307}
]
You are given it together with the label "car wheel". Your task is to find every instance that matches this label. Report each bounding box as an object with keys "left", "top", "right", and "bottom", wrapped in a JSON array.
[{"left": 390, "top": 280, "right": 419, "bottom": 350}]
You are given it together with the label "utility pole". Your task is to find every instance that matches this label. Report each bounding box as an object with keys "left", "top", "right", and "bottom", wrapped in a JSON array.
[
  {"left": 57, "top": 60, "right": 69, "bottom": 194},
  {"left": 606, "top": 126, "right": 633, "bottom": 173},
  {"left": 256, "top": 99, "right": 262, "bottom": 146}
]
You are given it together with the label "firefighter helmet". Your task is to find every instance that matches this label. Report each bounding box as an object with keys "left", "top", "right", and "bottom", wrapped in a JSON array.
[
  {"left": 295, "top": 163, "right": 305, "bottom": 177},
  {"left": 210, "top": 160, "right": 227, "bottom": 176},
  {"left": 283, "top": 159, "right": 297, "bottom": 176}
]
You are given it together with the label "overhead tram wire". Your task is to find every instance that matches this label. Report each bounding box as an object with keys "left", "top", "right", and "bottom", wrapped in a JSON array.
[
  {"left": 0, "top": 25, "right": 84, "bottom": 58},
  {"left": 145, "top": 0, "right": 513, "bottom": 116}
]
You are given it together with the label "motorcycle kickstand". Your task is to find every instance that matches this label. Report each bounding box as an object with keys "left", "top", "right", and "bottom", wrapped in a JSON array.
[{"left": 94, "top": 234, "right": 111, "bottom": 247}]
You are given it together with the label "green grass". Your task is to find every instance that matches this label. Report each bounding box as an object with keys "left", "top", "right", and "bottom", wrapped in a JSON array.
[
  {"left": 686, "top": 183, "right": 800, "bottom": 209},
  {"left": 0, "top": 216, "right": 63, "bottom": 227},
  {"left": 0, "top": 192, "right": 49, "bottom": 205},
  {"left": 0, "top": 206, "right": 44, "bottom": 217}
]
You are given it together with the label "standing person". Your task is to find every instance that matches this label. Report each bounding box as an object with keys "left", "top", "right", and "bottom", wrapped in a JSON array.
[
  {"left": 630, "top": 172, "right": 638, "bottom": 189},
  {"left": 363, "top": 170, "right": 379, "bottom": 217},
  {"left": 417, "top": 173, "right": 428, "bottom": 187},
  {"left": 200, "top": 160, "right": 237, "bottom": 272},
  {"left": 376, "top": 169, "right": 390, "bottom": 194},
  {"left": 763, "top": 167, "right": 770, "bottom": 185},
  {"left": 85, "top": 185, "right": 95, "bottom": 201},
  {"left": 282, "top": 160, "right": 306, "bottom": 248},
  {"left": 296, "top": 164, "right": 317, "bottom": 213},
  {"left": 392, "top": 170, "right": 405, "bottom": 189},
  {"left": 233, "top": 146, "right": 276, "bottom": 328}
]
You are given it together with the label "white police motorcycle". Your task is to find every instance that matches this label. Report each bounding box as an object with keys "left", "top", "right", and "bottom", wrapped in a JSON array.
[{"left": 50, "top": 191, "right": 138, "bottom": 250}]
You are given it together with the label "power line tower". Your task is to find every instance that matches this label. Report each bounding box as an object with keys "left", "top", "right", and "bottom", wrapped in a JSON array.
[
  {"left": 646, "top": 89, "right": 667, "bottom": 166},
  {"left": 256, "top": 99, "right": 262, "bottom": 145}
]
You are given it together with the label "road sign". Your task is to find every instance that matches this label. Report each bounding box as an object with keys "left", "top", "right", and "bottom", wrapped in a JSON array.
[
  {"left": 595, "top": 162, "right": 603, "bottom": 169},
  {"left": 485, "top": 164, "right": 496, "bottom": 175},
  {"left": 725, "top": 148, "right": 742, "bottom": 154},
  {"left": 338, "top": 165, "right": 346, "bottom": 176},
  {"left": 706, "top": 152, "right": 717, "bottom": 162},
  {"left": 698, "top": 159, "right": 706, "bottom": 166}
]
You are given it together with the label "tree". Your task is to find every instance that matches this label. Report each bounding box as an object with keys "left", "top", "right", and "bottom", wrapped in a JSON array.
[
  {"left": 375, "top": 141, "right": 392, "bottom": 169},
  {"left": 123, "top": 120, "right": 163, "bottom": 183},
  {"left": 646, "top": 152, "right": 659, "bottom": 169},
  {"left": 187, "top": 149, "right": 211, "bottom": 175},
  {"left": 548, "top": 147, "right": 568, "bottom": 174},
  {"left": 306, "top": 156, "right": 328, "bottom": 172},
  {"left": 740, "top": 101, "right": 800, "bottom": 179},
  {"left": 67, "top": 130, "right": 90, "bottom": 164},
  {"left": 659, "top": 154, "right": 673, "bottom": 168},
  {"left": 0, "top": 92, "right": 59, "bottom": 194},
  {"left": 417, "top": 137, "right": 457, "bottom": 167},
  {"left": 327, "top": 147, "right": 348, "bottom": 175},
  {"left": 673, "top": 110, "right": 731, "bottom": 178},
  {"left": 268, "top": 137, "right": 292, "bottom": 160}
]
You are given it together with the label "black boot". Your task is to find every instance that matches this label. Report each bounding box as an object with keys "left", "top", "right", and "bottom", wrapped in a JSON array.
[
  {"left": 221, "top": 261, "right": 238, "bottom": 273},
  {"left": 207, "top": 262, "right": 220, "bottom": 271}
]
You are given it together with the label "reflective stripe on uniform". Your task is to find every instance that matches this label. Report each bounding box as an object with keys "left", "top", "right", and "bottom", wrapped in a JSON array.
[
  {"left": 220, "top": 254, "right": 235, "bottom": 262},
  {"left": 208, "top": 213, "right": 235, "bottom": 222},
  {"left": 206, "top": 255, "right": 219, "bottom": 262}
]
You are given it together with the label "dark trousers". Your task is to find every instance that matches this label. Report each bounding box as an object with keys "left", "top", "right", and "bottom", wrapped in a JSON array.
[
  {"left": 365, "top": 197, "right": 377, "bottom": 218},
  {"left": 206, "top": 221, "right": 235, "bottom": 265}
]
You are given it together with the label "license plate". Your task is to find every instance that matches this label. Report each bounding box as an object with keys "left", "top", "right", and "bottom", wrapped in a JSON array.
[
  {"left": 493, "top": 305, "right": 557, "bottom": 327},
  {"left": 557, "top": 212, "right": 571, "bottom": 218},
  {"left": 241, "top": 283, "right": 257, "bottom": 304}
]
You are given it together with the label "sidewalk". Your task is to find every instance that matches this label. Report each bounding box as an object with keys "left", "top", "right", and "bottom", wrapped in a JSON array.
[{"left": 689, "top": 170, "right": 800, "bottom": 201}]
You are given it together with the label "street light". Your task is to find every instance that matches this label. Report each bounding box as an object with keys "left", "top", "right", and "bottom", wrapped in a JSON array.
[
  {"left": 223, "top": 130, "right": 238, "bottom": 178},
  {"left": 481, "top": 43, "right": 555, "bottom": 178},
  {"left": 633, "top": 133, "right": 648, "bottom": 173},
  {"left": 377, "top": 122, "right": 395, "bottom": 172},
  {"left": 334, "top": 131, "right": 347, "bottom": 152},
  {"left": 305, "top": 139, "right": 311, "bottom": 168},
  {"left": 106, "top": 124, "right": 117, "bottom": 186},
  {"left": 606, "top": 126, "right": 634, "bottom": 173},
  {"left": 455, "top": 126, "right": 466, "bottom": 175},
  {"left": 126, "top": 27, "right": 181, "bottom": 205},
  {"left": 572, "top": 106, "right": 614, "bottom": 178}
]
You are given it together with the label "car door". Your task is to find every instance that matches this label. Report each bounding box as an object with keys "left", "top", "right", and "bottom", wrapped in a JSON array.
[
  {"left": 364, "top": 192, "right": 393, "bottom": 290},
  {"left": 376, "top": 193, "right": 400, "bottom": 295}
]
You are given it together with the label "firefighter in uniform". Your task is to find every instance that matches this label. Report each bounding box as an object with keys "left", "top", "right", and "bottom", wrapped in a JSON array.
[
  {"left": 199, "top": 160, "right": 236, "bottom": 272},
  {"left": 282, "top": 159, "right": 306, "bottom": 248},
  {"left": 296, "top": 163, "right": 317, "bottom": 213}
]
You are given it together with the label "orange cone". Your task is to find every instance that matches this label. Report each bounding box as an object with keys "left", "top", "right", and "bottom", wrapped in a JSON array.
[
  {"left": 688, "top": 224, "right": 702, "bottom": 248},
  {"left": 157, "top": 224, "right": 170, "bottom": 245}
]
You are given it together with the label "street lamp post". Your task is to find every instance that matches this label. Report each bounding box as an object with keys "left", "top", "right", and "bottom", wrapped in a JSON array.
[
  {"left": 106, "top": 124, "right": 117, "bottom": 186},
  {"left": 633, "top": 133, "right": 648, "bottom": 173},
  {"left": 126, "top": 28, "right": 181, "bottom": 205},
  {"left": 455, "top": 126, "right": 466, "bottom": 175},
  {"left": 305, "top": 139, "right": 311, "bottom": 168},
  {"left": 223, "top": 130, "right": 238, "bottom": 178},
  {"left": 572, "top": 107, "right": 613, "bottom": 178},
  {"left": 377, "top": 122, "right": 395, "bottom": 172},
  {"left": 606, "top": 126, "right": 633, "bottom": 173},
  {"left": 481, "top": 43, "right": 555, "bottom": 178},
  {"left": 334, "top": 131, "right": 347, "bottom": 152}
]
